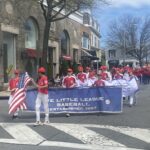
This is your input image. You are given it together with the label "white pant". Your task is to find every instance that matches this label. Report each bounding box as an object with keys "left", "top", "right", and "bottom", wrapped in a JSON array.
[
  {"left": 8, "top": 95, "right": 13, "bottom": 105},
  {"left": 129, "top": 94, "right": 136, "bottom": 105},
  {"left": 129, "top": 95, "right": 134, "bottom": 105},
  {"left": 35, "top": 93, "right": 49, "bottom": 122},
  {"left": 8, "top": 95, "right": 18, "bottom": 116}
]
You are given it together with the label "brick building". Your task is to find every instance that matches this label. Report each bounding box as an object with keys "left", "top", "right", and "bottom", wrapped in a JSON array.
[
  {"left": 0, "top": 0, "right": 83, "bottom": 86},
  {"left": 0, "top": 0, "right": 101, "bottom": 89},
  {"left": 0, "top": 0, "right": 45, "bottom": 87}
]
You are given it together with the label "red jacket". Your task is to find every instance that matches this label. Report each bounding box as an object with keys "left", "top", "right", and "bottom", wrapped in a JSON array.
[
  {"left": 100, "top": 72, "right": 108, "bottom": 80},
  {"left": 9, "top": 77, "right": 19, "bottom": 95},
  {"left": 77, "top": 72, "right": 87, "bottom": 83},
  {"left": 93, "top": 79, "right": 105, "bottom": 87},
  {"left": 38, "top": 75, "right": 48, "bottom": 94},
  {"left": 62, "top": 75, "right": 76, "bottom": 88}
]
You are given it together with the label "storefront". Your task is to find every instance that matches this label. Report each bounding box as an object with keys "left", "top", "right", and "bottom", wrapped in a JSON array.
[
  {"left": 108, "top": 60, "right": 119, "bottom": 69},
  {"left": 0, "top": 0, "right": 45, "bottom": 85}
]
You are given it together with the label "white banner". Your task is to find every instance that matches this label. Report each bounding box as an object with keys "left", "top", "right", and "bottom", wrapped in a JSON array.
[{"left": 104, "top": 78, "right": 139, "bottom": 97}]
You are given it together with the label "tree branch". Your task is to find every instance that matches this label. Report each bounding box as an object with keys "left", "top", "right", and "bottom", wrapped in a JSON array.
[
  {"left": 51, "top": 3, "right": 66, "bottom": 20},
  {"left": 40, "top": 0, "right": 47, "bottom": 20},
  {"left": 51, "top": 7, "right": 79, "bottom": 22},
  {"left": 51, "top": 0, "right": 65, "bottom": 9}
]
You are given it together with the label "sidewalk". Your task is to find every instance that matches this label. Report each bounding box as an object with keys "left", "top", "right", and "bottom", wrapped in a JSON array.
[{"left": 0, "top": 91, "right": 9, "bottom": 99}]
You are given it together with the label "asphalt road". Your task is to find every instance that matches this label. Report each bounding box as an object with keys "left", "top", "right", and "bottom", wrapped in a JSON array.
[{"left": 0, "top": 84, "right": 150, "bottom": 150}]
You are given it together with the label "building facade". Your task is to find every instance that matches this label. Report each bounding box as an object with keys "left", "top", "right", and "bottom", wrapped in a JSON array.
[
  {"left": 106, "top": 49, "right": 138, "bottom": 69},
  {"left": 0, "top": 0, "right": 45, "bottom": 87},
  {"left": 82, "top": 12, "right": 101, "bottom": 70},
  {"left": 0, "top": 0, "right": 101, "bottom": 88}
]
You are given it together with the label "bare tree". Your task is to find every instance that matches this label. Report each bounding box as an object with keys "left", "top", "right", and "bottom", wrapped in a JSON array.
[
  {"left": 38, "top": 0, "right": 108, "bottom": 67},
  {"left": 107, "top": 15, "right": 150, "bottom": 66}
]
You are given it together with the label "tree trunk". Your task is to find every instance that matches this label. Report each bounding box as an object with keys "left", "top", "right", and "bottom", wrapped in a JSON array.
[
  {"left": 41, "top": 0, "right": 52, "bottom": 68},
  {"left": 139, "top": 58, "right": 143, "bottom": 67},
  {"left": 41, "top": 18, "right": 51, "bottom": 68}
]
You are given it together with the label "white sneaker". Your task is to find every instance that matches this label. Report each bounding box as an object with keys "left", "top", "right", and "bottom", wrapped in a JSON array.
[
  {"left": 34, "top": 121, "right": 43, "bottom": 126},
  {"left": 66, "top": 113, "right": 70, "bottom": 117},
  {"left": 43, "top": 120, "right": 50, "bottom": 125}
]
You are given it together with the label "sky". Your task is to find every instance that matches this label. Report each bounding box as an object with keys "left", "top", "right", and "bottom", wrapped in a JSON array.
[{"left": 93, "top": 0, "right": 150, "bottom": 48}]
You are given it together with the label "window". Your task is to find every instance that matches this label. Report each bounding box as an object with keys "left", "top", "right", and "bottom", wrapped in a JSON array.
[
  {"left": 98, "top": 39, "right": 100, "bottom": 48},
  {"left": 94, "top": 36, "right": 97, "bottom": 47},
  {"left": 24, "top": 18, "right": 38, "bottom": 49},
  {"left": 50, "top": 22, "right": 56, "bottom": 31},
  {"left": 73, "top": 49, "right": 78, "bottom": 62},
  {"left": 82, "top": 32, "right": 90, "bottom": 49},
  {"left": 91, "top": 34, "right": 93, "bottom": 46},
  {"left": 82, "top": 36, "right": 90, "bottom": 49},
  {"left": 109, "top": 50, "right": 116, "bottom": 58},
  {"left": 60, "top": 30, "right": 70, "bottom": 55},
  {"left": 92, "top": 19, "right": 94, "bottom": 27},
  {"left": 83, "top": 13, "right": 90, "bottom": 25}
]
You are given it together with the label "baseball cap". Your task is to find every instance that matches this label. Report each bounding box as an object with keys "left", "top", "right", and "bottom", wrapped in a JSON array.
[
  {"left": 38, "top": 67, "right": 46, "bottom": 73},
  {"left": 67, "top": 68, "right": 73, "bottom": 72}
]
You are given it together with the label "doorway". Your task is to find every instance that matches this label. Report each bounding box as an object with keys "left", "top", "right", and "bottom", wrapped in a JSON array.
[{"left": 3, "top": 32, "right": 16, "bottom": 83}]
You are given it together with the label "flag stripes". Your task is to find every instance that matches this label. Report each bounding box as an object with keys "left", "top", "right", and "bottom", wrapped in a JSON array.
[{"left": 9, "top": 72, "right": 31, "bottom": 114}]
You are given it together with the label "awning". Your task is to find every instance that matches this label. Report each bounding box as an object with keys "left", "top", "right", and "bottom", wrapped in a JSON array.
[
  {"left": 21, "top": 49, "right": 42, "bottom": 59},
  {"left": 82, "top": 49, "right": 93, "bottom": 57},
  {"left": 62, "top": 55, "right": 72, "bottom": 61},
  {"left": 81, "top": 49, "right": 99, "bottom": 60},
  {"left": 24, "top": 49, "right": 42, "bottom": 58},
  {"left": 26, "top": 49, "right": 37, "bottom": 57}
]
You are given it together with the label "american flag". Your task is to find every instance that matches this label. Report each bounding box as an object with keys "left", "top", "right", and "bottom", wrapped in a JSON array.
[{"left": 9, "top": 72, "right": 31, "bottom": 114}]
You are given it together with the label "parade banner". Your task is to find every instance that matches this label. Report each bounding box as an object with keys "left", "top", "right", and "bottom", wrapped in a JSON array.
[{"left": 26, "top": 87, "right": 122, "bottom": 113}]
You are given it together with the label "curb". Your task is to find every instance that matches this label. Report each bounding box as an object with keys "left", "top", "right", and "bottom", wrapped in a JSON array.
[{"left": 0, "top": 96, "right": 9, "bottom": 100}]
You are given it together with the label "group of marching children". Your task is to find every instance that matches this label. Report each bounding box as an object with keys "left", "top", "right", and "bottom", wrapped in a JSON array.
[
  {"left": 7, "top": 65, "right": 139, "bottom": 122},
  {"left": 133, "top": 65, "right": 150, "bottom": 84},
  {"left": 62, "top": 65, "right": 136, "bottom": 88},
  {"left": 61, "top": 65, "right": 138, "bottom": 107},
  {"left": 62, "top": 66, "right": 104, "bottom": 88}
]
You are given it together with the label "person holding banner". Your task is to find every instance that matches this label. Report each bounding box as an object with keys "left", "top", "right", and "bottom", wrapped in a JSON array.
[
  {"left": 93, "top": 74, "right": 105, "bottom": 87},
  {"left": 62, "top": 68, "right": 77, "bottom": 88},
  {"left": 85, "top": 66, "right": 91, "bottom": 79},
  {"left": 62, "top": 68, "right": 77, "bottom": 117},
  {"left": 100, "top": 66, "right": 109, "bottom": 81},
  {"left": 128, "top": 70, "right": 139, "bottom": 107},
  {"left": 113, "top": 69, "right": 123, "bottom": 80},
  {"left": 123, "top": 69, "right": 130, "bottom": 81},
  {"left": 31, "top": 67, "right": 49, "bottom": 125},
  {"left": 7, "top": 69, "right": 20, "bottom": 119},
  {"left": 87, "top": 70, "right": 97, "bottom": 86},
  {"left": 76, "top": 66, "right": 87, "bottom": 87}
]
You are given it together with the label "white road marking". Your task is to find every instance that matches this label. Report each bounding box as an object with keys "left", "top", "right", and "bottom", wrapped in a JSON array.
[
  {"left": 0, "top": 123, "right": 149, "bottom": 150},
  {"left": 0, "top": 139, "right": 20, "bottom": 144},
  {"left": 0, "top": 123, "right": 45, "bottom": 145},
  {"left": 50, "top": 123, "right": 125, "bottom": 147},
  {"left": 83, "top": 124, "right": 150, "bottom": 143},
  {"left": 40, "top": 141, "right": 143, "bottom": 150}
]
